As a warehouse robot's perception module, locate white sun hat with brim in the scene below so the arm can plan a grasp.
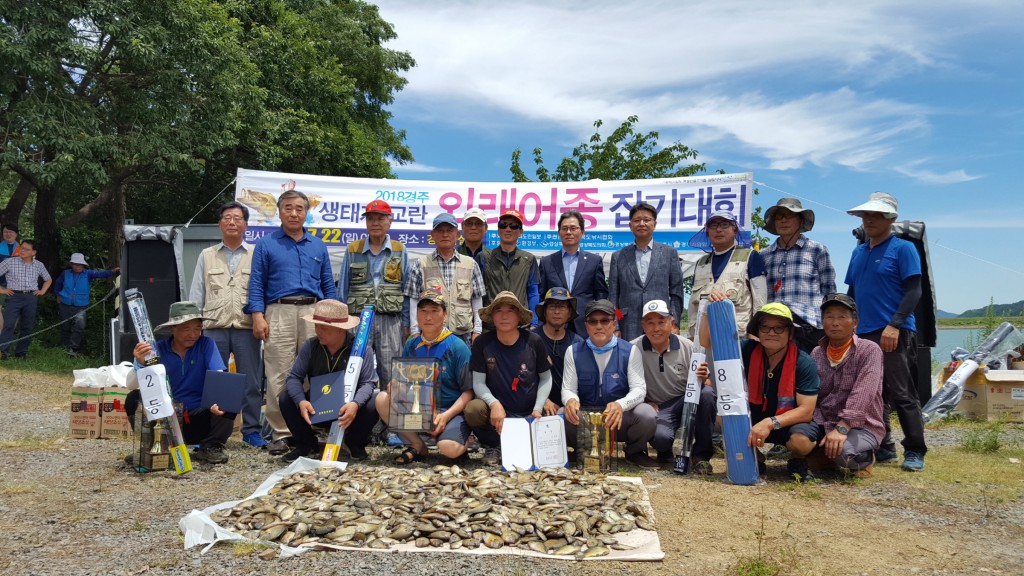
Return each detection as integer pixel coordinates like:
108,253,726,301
847,192,898,219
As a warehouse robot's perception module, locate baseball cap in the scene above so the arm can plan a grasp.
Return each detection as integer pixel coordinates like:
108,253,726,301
642,299,671,318
418,286,447,310
363,199,392,216
462,207,487,224
432,213,458,229
820,293,857,313
585,299,616,317
707,210,738,226
499,208,524,224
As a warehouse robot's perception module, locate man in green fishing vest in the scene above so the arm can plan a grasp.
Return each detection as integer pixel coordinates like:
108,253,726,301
338,199,409,386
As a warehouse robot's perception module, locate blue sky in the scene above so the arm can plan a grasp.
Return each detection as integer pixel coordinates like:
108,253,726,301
373,0,1024,314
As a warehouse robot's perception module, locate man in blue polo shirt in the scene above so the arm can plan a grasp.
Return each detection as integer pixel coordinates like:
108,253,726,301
845,192,926,472
124,301,232,464
247,189,337,455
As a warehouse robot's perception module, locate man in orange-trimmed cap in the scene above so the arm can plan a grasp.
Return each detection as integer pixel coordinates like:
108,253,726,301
338,199,409,387
482,208,540,327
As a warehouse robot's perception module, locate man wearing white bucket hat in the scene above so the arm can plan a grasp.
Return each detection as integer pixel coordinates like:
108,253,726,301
761,198,836,353
54,252,119,355
845,192,926,472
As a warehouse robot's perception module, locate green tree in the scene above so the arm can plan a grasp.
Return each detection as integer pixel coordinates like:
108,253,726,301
1,0,414,271
510,116,705,182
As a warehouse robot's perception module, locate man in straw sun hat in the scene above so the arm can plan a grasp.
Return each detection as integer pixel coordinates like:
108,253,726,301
761,198,836,354
124,301,233,465
277,299,378,463
844,191,926,472
465,291,552,465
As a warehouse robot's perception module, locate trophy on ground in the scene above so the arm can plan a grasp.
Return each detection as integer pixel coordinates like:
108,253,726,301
577,409,617,473
388,357,439,433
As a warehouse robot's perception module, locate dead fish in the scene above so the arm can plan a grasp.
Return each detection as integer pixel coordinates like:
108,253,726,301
582,545,610,558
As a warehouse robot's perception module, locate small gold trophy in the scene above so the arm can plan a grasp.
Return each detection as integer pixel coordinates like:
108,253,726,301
149,419,166,454
584,412,603,472
404,378,423,430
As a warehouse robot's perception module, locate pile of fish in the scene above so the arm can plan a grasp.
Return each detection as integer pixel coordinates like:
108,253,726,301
210,464,654,558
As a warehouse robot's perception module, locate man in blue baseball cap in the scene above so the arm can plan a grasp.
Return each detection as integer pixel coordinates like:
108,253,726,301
405,212,486,345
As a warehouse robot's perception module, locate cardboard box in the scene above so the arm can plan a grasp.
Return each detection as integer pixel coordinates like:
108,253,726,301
951,369,1024,422
70,386,102,439
100,387,132,439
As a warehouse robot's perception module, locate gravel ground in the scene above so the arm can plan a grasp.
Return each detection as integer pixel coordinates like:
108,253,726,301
1,368,1023,576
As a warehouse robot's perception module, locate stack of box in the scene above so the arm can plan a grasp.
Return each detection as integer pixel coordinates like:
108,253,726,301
948,367,1024,422
70,386,102,439
70,363,136,439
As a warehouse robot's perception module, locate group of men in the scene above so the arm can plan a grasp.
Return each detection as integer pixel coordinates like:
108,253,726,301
123,187,926,477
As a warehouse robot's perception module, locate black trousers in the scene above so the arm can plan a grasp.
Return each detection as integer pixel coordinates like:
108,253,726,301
279,390,379,453
860,328,927,455
124,390,233,448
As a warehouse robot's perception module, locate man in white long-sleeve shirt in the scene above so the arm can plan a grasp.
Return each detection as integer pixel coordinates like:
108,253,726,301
562,299,657,468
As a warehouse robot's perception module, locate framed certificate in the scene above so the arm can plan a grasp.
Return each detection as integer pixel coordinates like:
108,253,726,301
388,357,439,432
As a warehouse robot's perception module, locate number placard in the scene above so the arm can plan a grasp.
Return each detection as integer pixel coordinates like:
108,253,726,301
683,352,706,405
714,358,749,416
136,365,175,421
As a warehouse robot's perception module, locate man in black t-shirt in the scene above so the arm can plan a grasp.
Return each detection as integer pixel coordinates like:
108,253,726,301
532,287,582,416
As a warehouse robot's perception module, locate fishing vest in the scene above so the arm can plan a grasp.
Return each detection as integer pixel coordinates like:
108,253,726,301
572,339,633,408
484,248,534,305
347,239,404,315
57,270,91,306
421,253,475,334
201,246,253,330
689,247,754,338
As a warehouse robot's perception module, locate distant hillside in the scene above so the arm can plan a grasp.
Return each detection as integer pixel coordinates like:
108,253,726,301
959,300,1024,318
936,309,958,319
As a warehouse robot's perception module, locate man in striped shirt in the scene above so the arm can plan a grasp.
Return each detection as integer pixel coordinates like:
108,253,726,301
0,240,52,360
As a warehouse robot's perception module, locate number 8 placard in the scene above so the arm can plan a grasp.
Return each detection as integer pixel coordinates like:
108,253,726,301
714,358,749,416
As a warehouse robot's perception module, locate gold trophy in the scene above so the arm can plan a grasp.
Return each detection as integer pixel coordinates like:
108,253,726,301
149,419,166,454
584,412,603,472
404,377,423,430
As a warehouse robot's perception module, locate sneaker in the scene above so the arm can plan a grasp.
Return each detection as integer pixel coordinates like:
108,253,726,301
901,451,925,472
786,458,815,482
281,447,311,463
692,459,713,475
625,452,660,469
194,445,229,465
385,432,403,447
875,447,898,463
266,439,290,455
242,432,268,449
482,447,501,467
348,445,368,461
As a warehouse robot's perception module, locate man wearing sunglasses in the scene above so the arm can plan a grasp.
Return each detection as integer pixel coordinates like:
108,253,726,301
562,299,657,468
482,209,540,327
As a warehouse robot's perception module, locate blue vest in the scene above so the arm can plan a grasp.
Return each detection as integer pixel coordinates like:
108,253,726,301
572,339,633,408
58,270,91,306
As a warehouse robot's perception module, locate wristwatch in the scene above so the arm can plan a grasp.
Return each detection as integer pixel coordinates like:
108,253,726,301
835,424,850,435
770,416,781,430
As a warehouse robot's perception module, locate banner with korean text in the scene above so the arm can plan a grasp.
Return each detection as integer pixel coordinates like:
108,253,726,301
235,168,753,253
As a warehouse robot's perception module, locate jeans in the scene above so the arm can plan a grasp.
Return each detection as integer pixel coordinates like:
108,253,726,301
0,293,38,357
59,303,88,351
206,328,264,436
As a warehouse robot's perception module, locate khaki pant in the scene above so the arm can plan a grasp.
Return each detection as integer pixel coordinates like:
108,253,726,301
263,303,315,441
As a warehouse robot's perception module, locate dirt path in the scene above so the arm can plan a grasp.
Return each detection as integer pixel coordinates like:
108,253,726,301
1,368,1021,576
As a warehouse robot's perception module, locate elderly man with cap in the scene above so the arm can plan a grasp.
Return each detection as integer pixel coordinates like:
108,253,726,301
405,213,485,345
539,210,608,335
124,301,232,464
0,239,52,361
608,202,685,341
248,189,337,455
761,198,836,354
465,291,552,464
845,192,926,472
688,210,767,339
278,299,378,462
632,299,716,472
338,199,410,387
376,287,474,464
53,252,119,355
483,209,541,326
532,287,583,417
802,293,885,478
700,296,820,480
458,207,490,279
563,299,657,468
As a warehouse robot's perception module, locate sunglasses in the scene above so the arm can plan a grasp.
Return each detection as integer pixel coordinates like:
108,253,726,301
497,221,522,230
586,317,615,326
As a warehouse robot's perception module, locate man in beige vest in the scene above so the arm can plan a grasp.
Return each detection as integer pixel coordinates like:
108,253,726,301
189,201,267,449
405,213,485,345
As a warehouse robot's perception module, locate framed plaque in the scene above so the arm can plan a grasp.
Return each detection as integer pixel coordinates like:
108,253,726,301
388,357,439,432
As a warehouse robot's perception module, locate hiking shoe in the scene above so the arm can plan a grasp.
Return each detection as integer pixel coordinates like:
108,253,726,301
874,447,898,463
853,463,874,479
242,432,268,449
266,439,290,455
901,451,925,472
656,450,675,464
482,447,501,467
692,459,713,475
786,458,814,482
194,445,228,465
281,447,311,463
765,444,790,460
347,445,368,461
625,452,660,469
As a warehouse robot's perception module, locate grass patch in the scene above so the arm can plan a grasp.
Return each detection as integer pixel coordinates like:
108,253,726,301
1,343,109,375
774,479,823,500
0,435,66,450
0,482,36,495
961,424,1002,453
231,541,271,556
874,445,1024,506
729,507,796,576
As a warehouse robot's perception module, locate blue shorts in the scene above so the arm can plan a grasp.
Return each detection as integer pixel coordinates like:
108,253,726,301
766,421,820,445
436,414,470,446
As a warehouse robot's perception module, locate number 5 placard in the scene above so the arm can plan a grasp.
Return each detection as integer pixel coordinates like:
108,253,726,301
137,364,175,421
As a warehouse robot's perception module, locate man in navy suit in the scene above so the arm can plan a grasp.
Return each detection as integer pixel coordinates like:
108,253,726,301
538,210,608,335
608,202,685,341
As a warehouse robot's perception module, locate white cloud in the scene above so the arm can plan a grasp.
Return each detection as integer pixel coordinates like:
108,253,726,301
389,160,453,174
893,163,981,185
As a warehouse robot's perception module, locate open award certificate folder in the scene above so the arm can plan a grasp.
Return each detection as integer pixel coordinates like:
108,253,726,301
499,415,569,471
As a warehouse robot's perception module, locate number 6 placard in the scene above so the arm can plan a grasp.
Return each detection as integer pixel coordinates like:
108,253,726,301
137,364,175,421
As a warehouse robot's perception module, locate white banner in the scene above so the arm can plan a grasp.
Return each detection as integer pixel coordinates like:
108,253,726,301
235,168,753,253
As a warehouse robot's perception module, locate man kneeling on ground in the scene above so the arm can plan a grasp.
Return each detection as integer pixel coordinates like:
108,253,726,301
278,299,378,462
376,287,474,464
125,301,232,465
805,293,884,478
